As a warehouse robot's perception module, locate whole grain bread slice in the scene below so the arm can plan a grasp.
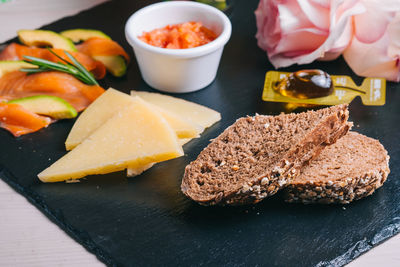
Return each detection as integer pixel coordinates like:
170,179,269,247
181,104,351,206
284,131,390,204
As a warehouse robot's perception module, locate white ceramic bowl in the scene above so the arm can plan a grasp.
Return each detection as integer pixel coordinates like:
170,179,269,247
125,1,232,93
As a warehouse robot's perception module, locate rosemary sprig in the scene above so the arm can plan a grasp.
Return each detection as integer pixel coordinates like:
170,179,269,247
20,49,99,86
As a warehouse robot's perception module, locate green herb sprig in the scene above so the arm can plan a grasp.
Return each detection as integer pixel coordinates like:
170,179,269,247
20,49,99,86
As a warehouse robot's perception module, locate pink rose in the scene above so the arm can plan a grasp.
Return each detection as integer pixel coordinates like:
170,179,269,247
255,0,365,68
343,1,400,81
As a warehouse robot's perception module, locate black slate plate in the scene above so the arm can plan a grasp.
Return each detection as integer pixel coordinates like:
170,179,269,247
1,0,400,266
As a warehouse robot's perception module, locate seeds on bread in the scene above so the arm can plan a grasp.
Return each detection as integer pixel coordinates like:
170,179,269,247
181,104,351,206
284,131,390,204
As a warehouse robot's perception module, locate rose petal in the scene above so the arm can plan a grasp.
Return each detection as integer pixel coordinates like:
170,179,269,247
354,9,394,43
324,15,354,55
277,1,315,34
344,29,400,81
256,0,322,56
360,58,400,82
297,0,330,29
353,0,400,43
339,0,362,11
320,19,353,61
255,0,365,69
255,0,280,52
271,1,365,68
309,0,330,8
387,12,400,58
272,28,327,57
342,2,400,81
360,0,400,13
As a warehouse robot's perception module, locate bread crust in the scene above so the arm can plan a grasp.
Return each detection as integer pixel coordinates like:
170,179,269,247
284,132,390,204
284,169,389,204
181,105,351,206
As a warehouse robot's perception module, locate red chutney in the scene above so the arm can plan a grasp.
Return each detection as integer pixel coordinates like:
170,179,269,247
139,21,217,49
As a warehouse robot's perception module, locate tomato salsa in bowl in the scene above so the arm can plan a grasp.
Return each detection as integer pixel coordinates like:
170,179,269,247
125,1,232,93
138,21,218,49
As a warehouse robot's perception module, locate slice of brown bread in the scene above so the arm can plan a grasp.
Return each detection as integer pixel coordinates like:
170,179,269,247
284,131,390,204
181,104,351,206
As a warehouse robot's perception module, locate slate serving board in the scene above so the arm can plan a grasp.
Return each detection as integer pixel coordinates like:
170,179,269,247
1,0,399,266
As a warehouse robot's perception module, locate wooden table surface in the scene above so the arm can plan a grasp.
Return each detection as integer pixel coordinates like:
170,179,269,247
0,1,399,266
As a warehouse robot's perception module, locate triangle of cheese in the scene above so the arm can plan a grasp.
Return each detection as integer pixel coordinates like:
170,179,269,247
65,88,202,150
126,91,221,177
38,97,183,182
126,138,191,177
130,90,221,129
65,88,133,150
151,105,203,139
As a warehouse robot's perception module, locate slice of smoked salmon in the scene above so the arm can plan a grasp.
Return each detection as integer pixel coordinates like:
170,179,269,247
77,37,130,63
0,102,51,137
0,43,106,79
0,71,105,112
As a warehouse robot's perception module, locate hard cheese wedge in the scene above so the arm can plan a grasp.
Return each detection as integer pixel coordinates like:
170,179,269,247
65,88,133,150
65,88,201,150
127,91,221,177
38,97,183,182
126,138,191,177
153,105,203,139
131,90,221,129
